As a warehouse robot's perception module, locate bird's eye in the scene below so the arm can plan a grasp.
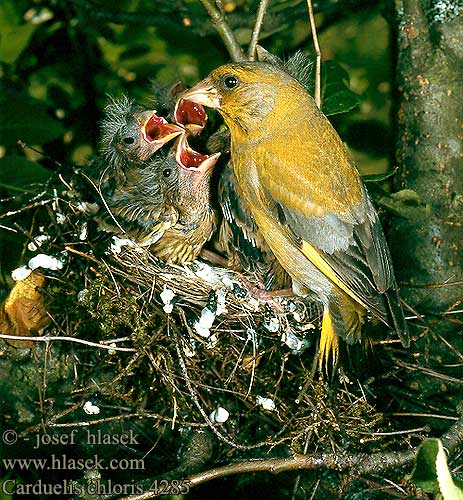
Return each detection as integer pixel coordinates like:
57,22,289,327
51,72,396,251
163,168,172,178
222,75,239,90
122,136,135,145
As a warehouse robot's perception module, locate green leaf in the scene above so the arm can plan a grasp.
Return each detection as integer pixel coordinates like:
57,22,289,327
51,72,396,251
410,438,463,499
321,61,360,116
436,440,463,500
0,0,37,64
0,156,51,191
0,86,65,146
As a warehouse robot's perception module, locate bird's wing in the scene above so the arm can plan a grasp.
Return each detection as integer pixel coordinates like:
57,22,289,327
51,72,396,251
219,164,291,289
219,164,270,270
256,144,398,324
97,176,179,245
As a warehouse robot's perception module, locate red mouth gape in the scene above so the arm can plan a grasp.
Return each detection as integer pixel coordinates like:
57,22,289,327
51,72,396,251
179,143,208,168
175,134,220,174
144,114,181,143
175,99,207,134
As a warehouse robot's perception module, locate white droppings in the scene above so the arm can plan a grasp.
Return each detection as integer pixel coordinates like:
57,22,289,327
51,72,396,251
264,317,280,333
221,276,235,289
282,330,310,354
194,307,216,338
160,286,176,314
248,297,260,311
28,253,65,271
206,334,219,349
183,339,196,358
256,396,276,412
75,201,99,214
292,310,303,322
27,234,50,251
11,266,33,281
216,288,228,315
79,223,88,241
83,401,100,415
246,328,259,348
192,261,221,285
209,407,229,423
55,213,66,224
110,236,138,254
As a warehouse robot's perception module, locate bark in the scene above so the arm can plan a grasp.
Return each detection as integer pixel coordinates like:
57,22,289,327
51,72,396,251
391,0,463,318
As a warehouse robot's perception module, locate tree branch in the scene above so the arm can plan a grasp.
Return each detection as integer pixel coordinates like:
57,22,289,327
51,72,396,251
248,0,269,61
306,0,321,108
400,0,432,61
198,0,245,61
117,416,463,499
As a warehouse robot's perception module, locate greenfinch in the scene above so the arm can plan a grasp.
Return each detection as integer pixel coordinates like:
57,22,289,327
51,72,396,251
176,62,409,366
93,97,219,263
203,52,311,290
99,95,183,169
218,162,290,290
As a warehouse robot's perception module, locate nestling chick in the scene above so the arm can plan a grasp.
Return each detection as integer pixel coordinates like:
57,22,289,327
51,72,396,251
99,95,183,174
94,97,218,263
177,62,409,366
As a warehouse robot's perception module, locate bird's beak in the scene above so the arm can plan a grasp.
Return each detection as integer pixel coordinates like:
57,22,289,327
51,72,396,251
175,78,221,113
142,112,184,149
175,134,220,176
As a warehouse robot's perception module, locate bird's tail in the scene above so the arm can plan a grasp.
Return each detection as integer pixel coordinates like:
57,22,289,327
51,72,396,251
318,292,366,372
385,289,410,348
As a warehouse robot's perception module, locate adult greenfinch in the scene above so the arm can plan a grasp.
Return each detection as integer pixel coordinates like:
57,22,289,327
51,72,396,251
176,62,409,366
218,162,290,290
202,51,311,291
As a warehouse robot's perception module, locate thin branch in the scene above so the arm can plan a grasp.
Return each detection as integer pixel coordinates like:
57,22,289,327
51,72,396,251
117,416,463,499
46,412,207,429
248,0,269,61
187,416,463,487
199,0,245,62
306,0,321,108
0,333,136,352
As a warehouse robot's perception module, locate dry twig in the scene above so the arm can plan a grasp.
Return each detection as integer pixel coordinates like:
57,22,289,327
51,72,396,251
198,0,245,61
306,0,321,108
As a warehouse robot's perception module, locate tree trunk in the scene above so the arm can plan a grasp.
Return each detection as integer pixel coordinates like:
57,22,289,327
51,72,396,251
391,0,463,321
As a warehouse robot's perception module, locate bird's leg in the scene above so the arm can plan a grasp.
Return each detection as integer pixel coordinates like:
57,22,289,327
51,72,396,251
238,275,293,313
199,248,229,267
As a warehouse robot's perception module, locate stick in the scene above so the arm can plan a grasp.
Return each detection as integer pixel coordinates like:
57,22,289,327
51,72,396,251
248,0,269,61
199,0,245,62
0,333,136,352
306,0,321,108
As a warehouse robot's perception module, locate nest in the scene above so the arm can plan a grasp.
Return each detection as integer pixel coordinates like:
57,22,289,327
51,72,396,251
2,169,462,498
1,171,393,442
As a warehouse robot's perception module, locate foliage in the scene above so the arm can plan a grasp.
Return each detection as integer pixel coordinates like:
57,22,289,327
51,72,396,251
410,439,463,499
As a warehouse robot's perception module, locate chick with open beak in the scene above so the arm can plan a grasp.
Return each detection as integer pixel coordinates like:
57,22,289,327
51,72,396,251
100,95,183,172
92,95,219,263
